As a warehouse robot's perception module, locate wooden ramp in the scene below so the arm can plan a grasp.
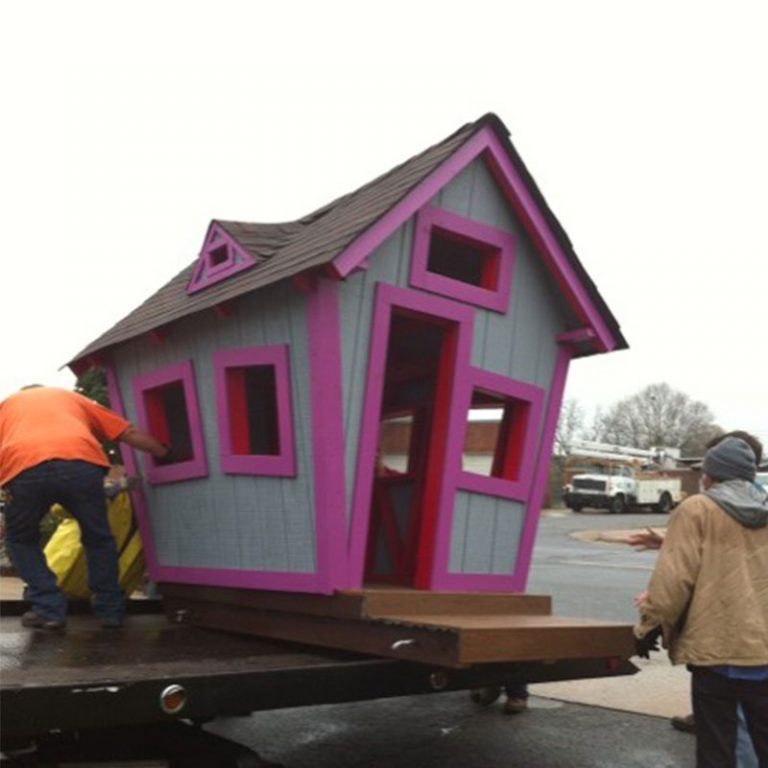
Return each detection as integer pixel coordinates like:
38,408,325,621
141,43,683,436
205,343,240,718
161,585,635,669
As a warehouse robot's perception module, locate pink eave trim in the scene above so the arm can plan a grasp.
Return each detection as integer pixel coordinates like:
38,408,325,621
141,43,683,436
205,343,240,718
132,360,209,484
213,345,297,477
306,276,349,592
409,206,515,313
332,125,617,352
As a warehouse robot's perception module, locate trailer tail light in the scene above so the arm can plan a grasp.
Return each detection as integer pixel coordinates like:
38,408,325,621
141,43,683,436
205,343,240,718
160,684,188,714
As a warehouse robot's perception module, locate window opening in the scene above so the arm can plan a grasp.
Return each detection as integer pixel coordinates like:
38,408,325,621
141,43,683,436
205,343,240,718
213,345,296,477
227,364,280,456
208,244,229,268
462,389,530,481
427,228,500,290
144,381,193,464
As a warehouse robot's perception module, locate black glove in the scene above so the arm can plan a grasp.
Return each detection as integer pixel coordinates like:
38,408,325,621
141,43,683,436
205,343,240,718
634,625,662,659
155,445,177,465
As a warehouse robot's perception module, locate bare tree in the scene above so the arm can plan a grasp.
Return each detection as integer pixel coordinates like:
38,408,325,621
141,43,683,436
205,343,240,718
594,382,717,450
555,398,585,455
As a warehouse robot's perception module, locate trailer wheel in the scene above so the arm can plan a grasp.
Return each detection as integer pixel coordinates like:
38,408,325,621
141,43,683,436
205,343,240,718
655,492,673,514
569,504,583,513
610,494,626,514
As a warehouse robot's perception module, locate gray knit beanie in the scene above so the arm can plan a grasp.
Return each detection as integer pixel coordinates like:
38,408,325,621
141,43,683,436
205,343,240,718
702,437,757,482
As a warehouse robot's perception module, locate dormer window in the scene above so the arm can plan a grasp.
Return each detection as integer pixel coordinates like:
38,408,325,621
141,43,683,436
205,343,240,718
186,223,256,295
410,207,515,313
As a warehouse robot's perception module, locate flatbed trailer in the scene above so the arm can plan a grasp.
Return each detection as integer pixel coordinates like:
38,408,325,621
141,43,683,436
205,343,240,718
1,597,637,766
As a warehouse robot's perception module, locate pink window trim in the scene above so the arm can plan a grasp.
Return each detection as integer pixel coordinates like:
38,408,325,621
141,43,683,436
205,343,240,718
213,345,297,477
186,223,256,295
409,206,515,313
133,360,209,484
456,368,545,502
347,283,476,590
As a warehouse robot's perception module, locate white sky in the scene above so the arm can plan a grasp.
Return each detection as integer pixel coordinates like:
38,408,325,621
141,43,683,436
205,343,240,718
1,1,766,444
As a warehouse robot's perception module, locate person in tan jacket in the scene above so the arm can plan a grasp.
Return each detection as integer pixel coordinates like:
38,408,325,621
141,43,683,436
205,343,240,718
634,434,768,768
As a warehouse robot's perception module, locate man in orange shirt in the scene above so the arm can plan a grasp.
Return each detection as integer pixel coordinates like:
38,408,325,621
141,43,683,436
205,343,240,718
0,385,169,629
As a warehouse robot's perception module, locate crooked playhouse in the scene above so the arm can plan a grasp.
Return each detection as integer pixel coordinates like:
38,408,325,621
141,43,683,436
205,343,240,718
71,114,626,611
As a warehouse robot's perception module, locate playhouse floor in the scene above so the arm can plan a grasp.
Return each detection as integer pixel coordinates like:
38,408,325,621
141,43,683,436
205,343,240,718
160,585,635,668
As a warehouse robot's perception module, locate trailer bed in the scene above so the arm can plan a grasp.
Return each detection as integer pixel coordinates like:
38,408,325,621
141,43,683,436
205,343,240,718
1,597,636,745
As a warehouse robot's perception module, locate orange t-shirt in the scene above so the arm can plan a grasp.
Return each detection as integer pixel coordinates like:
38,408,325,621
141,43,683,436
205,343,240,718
0,387,131,485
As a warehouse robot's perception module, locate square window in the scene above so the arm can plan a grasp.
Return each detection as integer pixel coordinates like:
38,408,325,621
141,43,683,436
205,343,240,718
462,389,529,481
133,361,208,484
214,346,296,476
457,370,544,501
410,207,515,312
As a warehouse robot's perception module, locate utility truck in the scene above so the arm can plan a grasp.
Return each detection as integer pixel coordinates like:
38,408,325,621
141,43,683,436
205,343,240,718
562,440,689,514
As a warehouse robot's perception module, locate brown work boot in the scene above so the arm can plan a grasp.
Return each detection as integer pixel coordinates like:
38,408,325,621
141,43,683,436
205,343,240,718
671,714,695,733
503,697,529,715
21,611,66,630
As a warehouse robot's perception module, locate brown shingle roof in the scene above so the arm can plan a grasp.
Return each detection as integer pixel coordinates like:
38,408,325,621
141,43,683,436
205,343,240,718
70,114,626,365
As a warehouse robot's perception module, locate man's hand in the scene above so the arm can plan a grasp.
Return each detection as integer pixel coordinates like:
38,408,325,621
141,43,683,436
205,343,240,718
622,528,665,550
634,626,662,659
155,445,176,465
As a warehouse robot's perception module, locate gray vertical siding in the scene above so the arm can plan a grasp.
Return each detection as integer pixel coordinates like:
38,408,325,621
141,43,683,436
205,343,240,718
114,281,316,573
448,491,525,574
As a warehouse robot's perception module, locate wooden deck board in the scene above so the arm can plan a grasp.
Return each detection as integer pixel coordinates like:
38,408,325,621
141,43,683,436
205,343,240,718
160,584,634,668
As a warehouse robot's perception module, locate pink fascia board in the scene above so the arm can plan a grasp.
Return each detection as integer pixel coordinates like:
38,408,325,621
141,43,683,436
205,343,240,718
347,282,475,590
306,276,349,592
213,345,297,477
409,206,515,313
332,125,617,353
455,367,545,502
104,358,163,581
132,360,209,484
186,222,257,295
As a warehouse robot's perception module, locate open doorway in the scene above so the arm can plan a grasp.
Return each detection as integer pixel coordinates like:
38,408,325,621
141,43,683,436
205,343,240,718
364,308,457,587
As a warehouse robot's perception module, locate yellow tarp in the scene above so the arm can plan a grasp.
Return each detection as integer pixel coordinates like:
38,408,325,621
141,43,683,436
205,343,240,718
44,491,145,599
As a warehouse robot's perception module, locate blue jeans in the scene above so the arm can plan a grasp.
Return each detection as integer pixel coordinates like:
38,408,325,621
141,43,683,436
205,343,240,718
4,460,124,623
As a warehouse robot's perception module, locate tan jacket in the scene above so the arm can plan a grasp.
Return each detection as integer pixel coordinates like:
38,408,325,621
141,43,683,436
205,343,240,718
635,493,768,666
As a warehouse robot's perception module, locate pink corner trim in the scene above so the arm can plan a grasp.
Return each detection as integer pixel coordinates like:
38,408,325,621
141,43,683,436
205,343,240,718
213,345,297,477
332,125,617,352
306,276,348,592
132,360,209,484
515,343,573,591
103,358,163,581
347,283,475,590
409,206,515,313
186,222,257,295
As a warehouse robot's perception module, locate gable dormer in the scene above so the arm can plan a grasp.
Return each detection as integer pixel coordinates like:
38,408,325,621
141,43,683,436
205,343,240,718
186,222,257,295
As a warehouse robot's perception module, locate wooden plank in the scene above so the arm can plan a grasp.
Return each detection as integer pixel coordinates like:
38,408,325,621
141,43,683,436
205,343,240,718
161,583,552,620
357,590,551,618
163,596,462,667
162,585,634,669
458,618,635,664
